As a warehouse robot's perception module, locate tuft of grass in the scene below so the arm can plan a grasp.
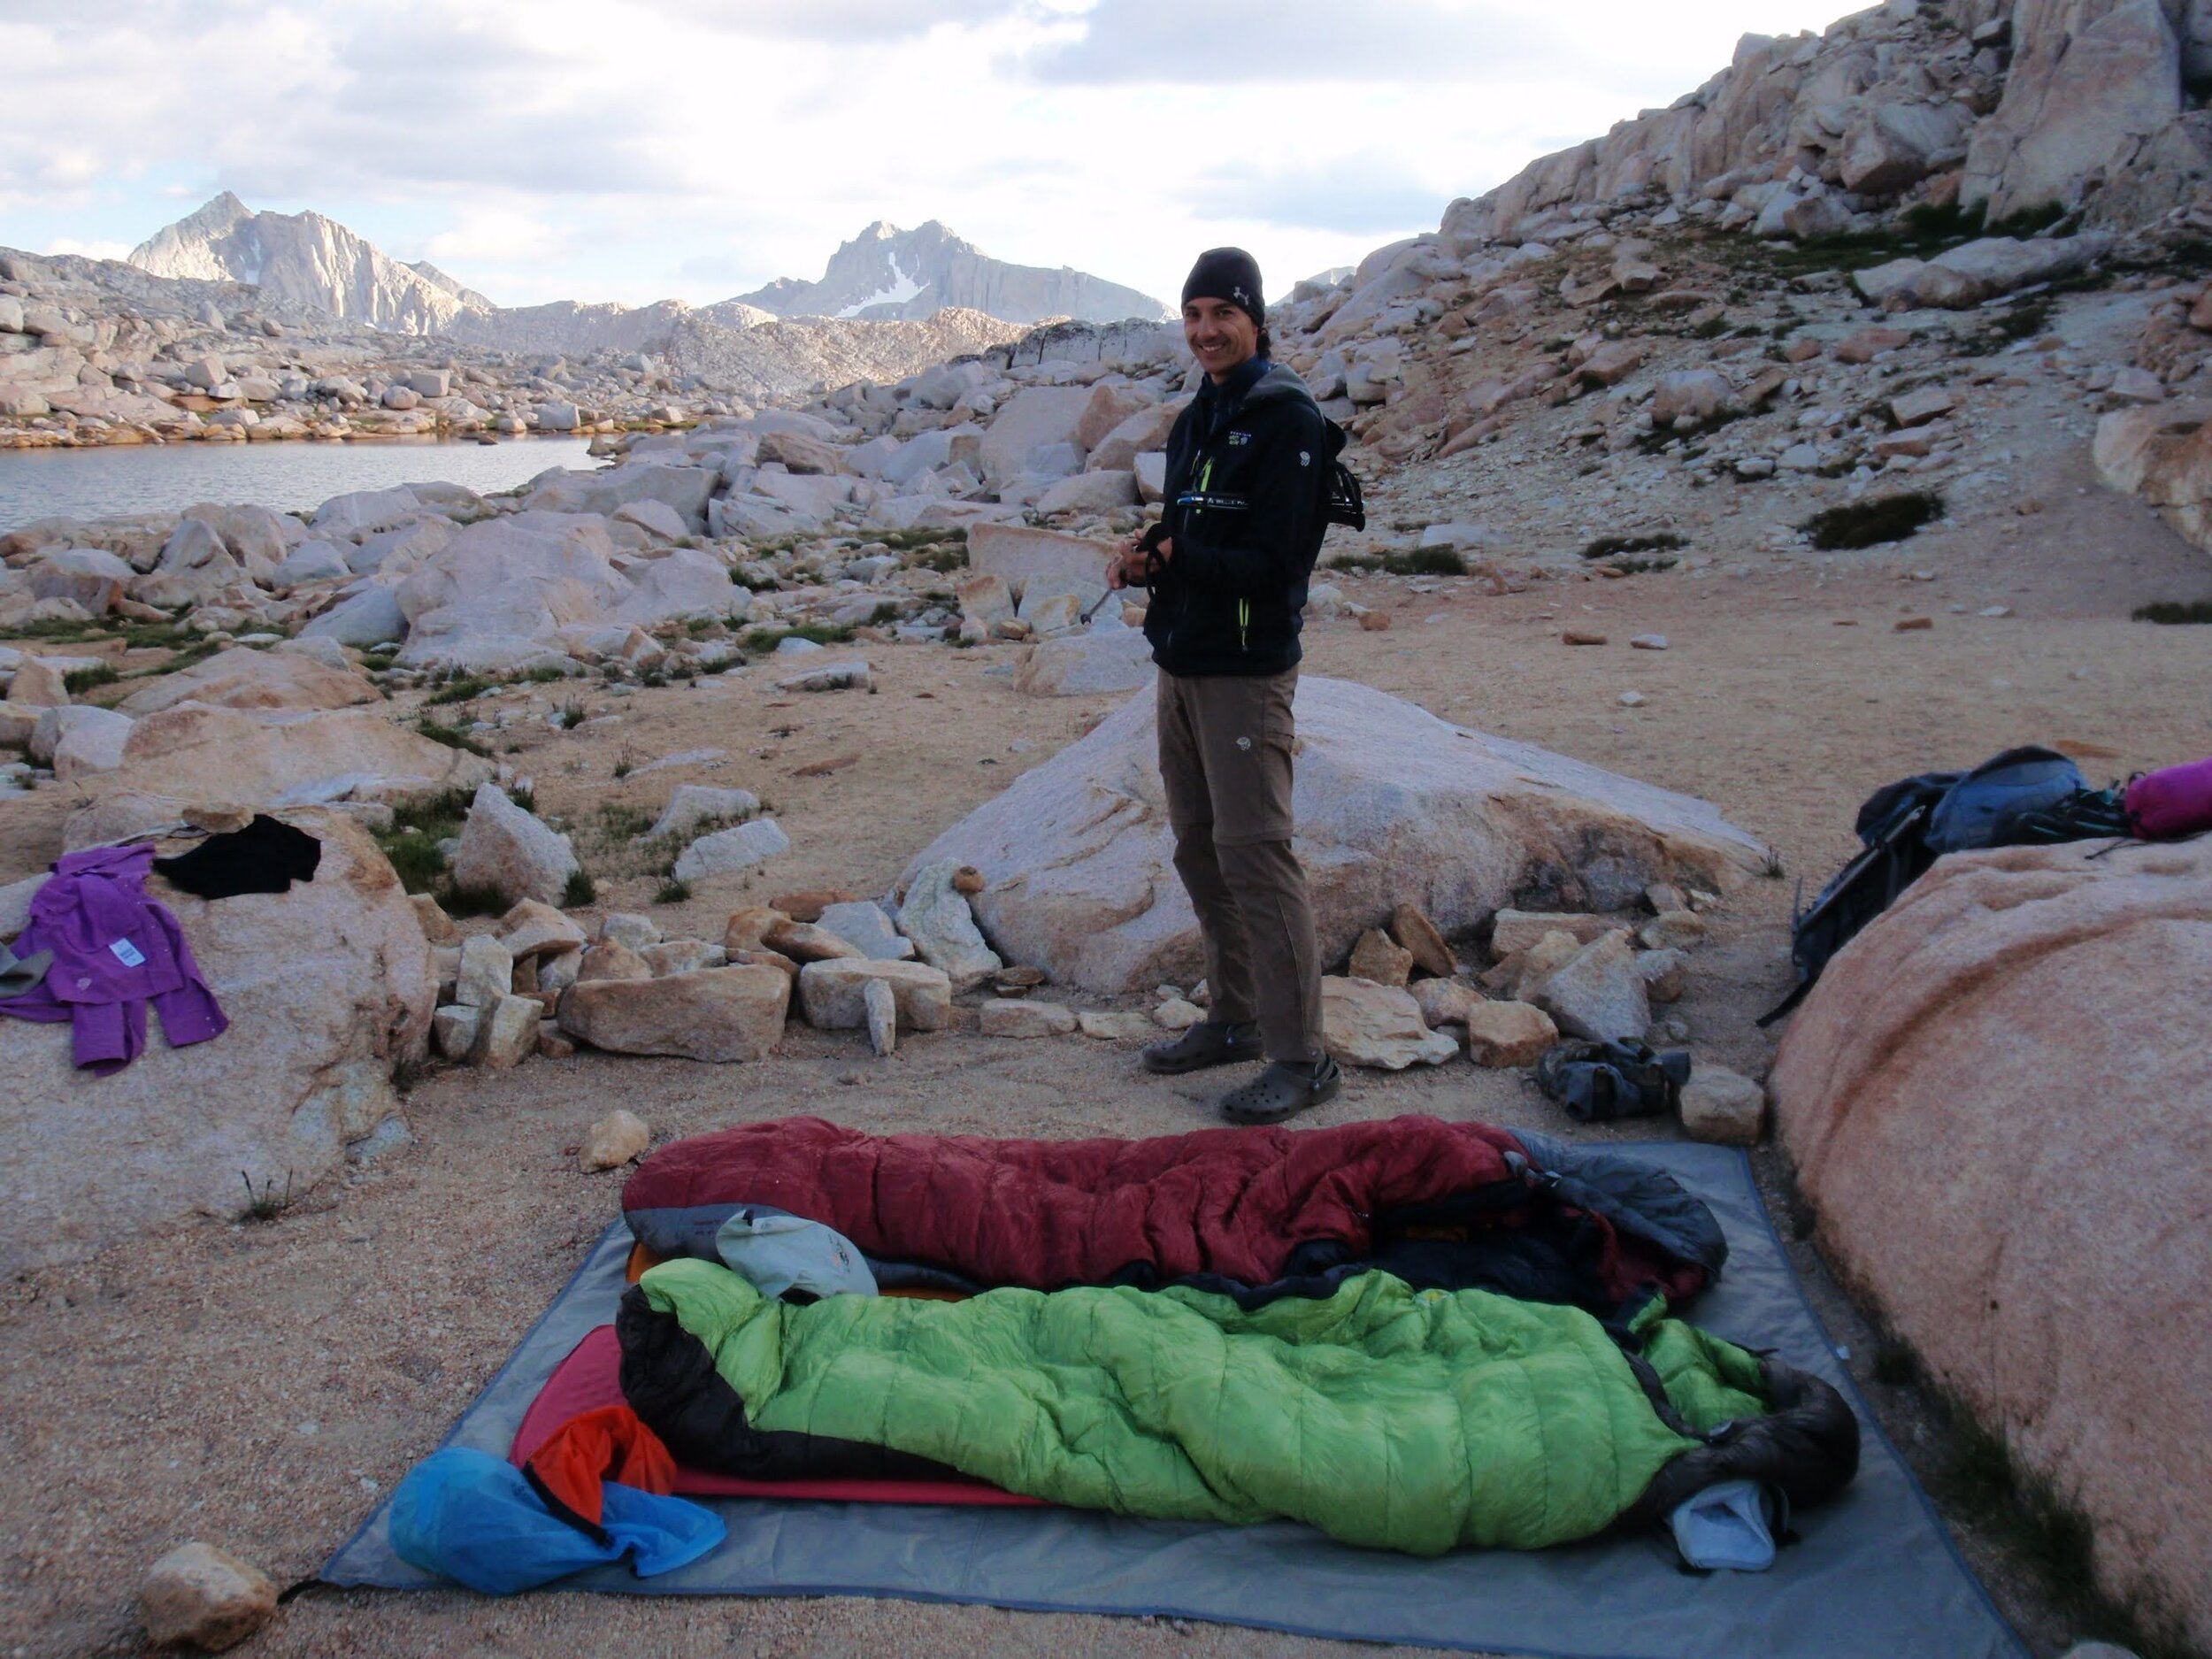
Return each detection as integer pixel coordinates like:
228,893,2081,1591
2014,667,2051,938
239,1170,296,1222
2133,599,2212,624
1799,491,1944,551
1584,532,1687,560
522,664,570,683
654,878,692,905
552,696,588,729
0,618,104,643
380,833,449,895
741,622,855,651
595,802,653,841
424,675,490,706
444,884,506,918
1994,297,2055,342
1983,201,2068,240
562,868,597,907
389,786,475,837
1759,849,1786,879
878,526,955,549
373,786,477,895
1388,547,1469,577
611,756,634,780
63,664,120,695
414,715,490,757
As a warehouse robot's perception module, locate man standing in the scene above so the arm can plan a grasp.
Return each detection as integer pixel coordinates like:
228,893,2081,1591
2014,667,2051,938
1107,248,1340,1124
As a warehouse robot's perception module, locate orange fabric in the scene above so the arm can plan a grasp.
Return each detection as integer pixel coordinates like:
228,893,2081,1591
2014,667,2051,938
624,1241,661,1284
524,1404,677,1526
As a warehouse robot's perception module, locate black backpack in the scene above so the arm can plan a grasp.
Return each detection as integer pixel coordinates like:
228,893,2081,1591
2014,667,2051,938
1318,418,1364,531
1758,746,2105,1025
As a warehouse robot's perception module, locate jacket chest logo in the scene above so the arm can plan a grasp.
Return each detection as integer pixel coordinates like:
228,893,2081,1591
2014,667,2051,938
1225,430,1251,447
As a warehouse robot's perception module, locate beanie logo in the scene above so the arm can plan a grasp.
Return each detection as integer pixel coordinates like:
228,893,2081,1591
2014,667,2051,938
1233,286,1252,306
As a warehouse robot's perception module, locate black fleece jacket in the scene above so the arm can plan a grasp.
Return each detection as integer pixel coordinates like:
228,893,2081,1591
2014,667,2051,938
1139,358,1328,678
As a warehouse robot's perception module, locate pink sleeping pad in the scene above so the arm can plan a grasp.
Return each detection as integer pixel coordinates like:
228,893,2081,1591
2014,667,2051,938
509,1325,1045,1509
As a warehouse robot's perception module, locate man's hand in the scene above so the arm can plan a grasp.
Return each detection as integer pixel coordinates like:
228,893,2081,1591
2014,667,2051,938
1105,536,1174,591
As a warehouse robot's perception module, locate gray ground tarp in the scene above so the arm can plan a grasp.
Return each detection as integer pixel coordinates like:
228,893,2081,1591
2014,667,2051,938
323,1142,2024,1659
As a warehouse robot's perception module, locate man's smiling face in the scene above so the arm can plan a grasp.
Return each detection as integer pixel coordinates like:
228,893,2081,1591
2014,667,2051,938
1183,296,1259,383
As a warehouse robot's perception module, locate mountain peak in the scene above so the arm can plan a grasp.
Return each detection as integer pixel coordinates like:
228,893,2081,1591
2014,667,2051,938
182,191,253,230
129,196,495,333
730,219,1165,326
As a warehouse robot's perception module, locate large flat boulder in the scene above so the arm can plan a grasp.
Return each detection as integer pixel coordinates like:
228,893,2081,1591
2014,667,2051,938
391,511,738,670
394,511,629,673
64,703,493,847
0,810,434,1273
965,523,1112,604
902,676,1763,994
1770,837,2212,1651
522,461,716,532
117,645,378,716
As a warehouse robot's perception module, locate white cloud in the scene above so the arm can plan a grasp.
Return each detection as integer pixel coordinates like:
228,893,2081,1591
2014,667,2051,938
44,237,132,261
0,0,1867,311
421,210,574,269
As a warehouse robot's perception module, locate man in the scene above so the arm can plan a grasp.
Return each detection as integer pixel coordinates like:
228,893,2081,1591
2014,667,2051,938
1106,247,1340,1124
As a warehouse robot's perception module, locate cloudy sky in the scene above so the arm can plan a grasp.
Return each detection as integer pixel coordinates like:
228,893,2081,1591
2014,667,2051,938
0,0,1854,313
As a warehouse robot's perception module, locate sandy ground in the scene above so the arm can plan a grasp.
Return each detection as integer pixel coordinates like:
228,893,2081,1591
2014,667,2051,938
3,322,2209,1659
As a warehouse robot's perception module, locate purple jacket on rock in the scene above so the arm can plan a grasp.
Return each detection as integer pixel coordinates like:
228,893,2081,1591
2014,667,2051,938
0,844,227,1074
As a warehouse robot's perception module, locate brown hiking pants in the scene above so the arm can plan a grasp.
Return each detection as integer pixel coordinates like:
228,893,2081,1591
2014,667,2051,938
1156,667,1323,1064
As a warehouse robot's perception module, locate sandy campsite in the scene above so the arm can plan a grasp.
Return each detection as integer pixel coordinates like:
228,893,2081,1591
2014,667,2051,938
4,0,2212,1655
4,379,2208,1655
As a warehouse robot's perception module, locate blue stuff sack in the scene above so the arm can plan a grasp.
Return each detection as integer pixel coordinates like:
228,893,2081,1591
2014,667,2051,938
390,1447,725,1595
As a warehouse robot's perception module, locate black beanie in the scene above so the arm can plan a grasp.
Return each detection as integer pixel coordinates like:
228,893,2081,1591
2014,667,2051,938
1181,247,1264,327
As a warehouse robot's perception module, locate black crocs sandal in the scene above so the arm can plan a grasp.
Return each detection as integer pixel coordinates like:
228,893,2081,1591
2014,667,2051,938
1219,1057,1342,1125
1142,1020,1263,1075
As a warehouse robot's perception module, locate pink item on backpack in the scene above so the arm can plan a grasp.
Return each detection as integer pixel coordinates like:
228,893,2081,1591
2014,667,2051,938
2125,755,2212,838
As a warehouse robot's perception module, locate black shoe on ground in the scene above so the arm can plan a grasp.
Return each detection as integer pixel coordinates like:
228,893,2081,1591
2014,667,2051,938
1218,1057,1342,1125
1141,1019,1263,1075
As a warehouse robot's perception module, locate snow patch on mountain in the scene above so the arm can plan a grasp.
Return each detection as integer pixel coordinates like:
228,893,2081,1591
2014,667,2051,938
835,257,925,319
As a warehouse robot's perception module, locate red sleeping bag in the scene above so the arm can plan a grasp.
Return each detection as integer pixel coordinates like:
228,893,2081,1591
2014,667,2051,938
622,1115,1711,1310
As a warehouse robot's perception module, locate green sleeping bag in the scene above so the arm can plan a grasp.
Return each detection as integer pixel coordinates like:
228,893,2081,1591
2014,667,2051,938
633,1259,1782,1553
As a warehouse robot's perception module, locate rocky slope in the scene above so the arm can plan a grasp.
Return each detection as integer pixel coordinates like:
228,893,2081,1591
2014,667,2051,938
130,193,491,334
733,220,1169,325
1442,0,2208,248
